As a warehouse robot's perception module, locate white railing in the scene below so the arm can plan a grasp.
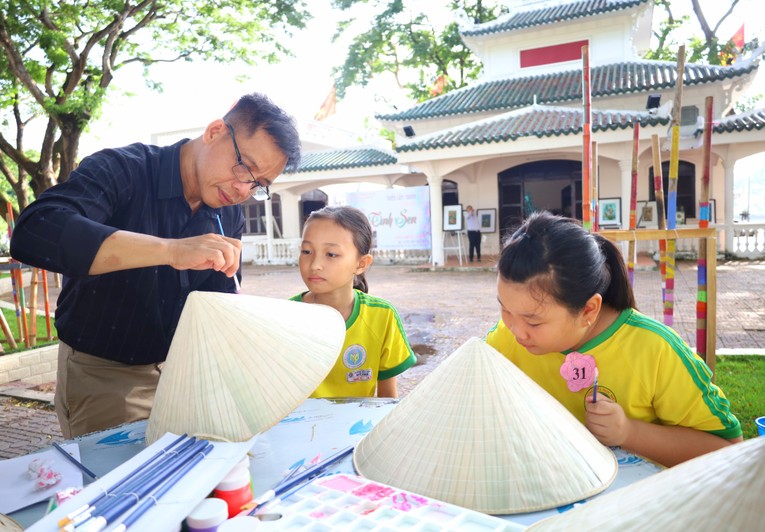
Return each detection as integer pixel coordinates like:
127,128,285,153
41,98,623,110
372,249,431,264
634,223,765,260
243,236,301,265
243,224,765,266
727,222,765,259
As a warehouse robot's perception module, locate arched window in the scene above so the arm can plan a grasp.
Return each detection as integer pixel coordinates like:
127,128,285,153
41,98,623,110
442,180,458,206
300,189,329,230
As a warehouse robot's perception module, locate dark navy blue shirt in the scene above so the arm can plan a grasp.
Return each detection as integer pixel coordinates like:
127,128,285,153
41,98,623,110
10,140,244,365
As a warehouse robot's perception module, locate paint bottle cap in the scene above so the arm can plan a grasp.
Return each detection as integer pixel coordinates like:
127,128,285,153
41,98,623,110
217,515,261,531
215,465,251,492
186,497,228,530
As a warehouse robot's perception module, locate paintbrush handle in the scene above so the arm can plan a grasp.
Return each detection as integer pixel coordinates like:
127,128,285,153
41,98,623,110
249,446,354,513
52,442,98,480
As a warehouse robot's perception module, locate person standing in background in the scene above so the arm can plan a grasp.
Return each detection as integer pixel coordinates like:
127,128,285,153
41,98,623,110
465,205,481,262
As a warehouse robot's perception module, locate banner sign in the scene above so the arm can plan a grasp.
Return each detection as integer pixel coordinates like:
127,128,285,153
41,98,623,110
346,186,431,250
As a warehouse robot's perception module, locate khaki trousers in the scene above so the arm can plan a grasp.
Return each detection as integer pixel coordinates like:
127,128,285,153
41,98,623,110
55,342,162,438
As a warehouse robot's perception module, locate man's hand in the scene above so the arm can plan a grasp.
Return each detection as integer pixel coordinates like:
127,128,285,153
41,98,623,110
89,230,241,276
168,234,241,277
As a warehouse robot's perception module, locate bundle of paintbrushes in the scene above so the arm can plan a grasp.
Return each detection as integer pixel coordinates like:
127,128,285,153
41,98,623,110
57,435,212,532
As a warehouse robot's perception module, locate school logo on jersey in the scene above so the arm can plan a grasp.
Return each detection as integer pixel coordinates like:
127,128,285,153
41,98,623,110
342,345,367,369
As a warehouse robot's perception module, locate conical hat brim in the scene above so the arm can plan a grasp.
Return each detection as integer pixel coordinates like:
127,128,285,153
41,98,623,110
147,291,345,443
529,436,765,530
353,337,617,514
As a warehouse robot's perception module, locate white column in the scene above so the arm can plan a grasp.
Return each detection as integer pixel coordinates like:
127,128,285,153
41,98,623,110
723,157,736,254
279,190,301,239
427,174,445,267
264,198,274,262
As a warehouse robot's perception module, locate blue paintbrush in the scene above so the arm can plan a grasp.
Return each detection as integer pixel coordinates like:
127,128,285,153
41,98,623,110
247,445,354,515
216,214,241,291
110,442,215,532
73,440,212,531
52,442,98,480
59,434,191,528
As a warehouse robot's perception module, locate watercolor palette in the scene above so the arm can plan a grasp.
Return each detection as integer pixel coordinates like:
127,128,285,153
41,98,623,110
256,474,524,531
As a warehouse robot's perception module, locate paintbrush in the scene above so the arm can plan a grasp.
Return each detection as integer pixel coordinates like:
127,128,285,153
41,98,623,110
52,442,98,481
247,446,354,515
216,214,241,291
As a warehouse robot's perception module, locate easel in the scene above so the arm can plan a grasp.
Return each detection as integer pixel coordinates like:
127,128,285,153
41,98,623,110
443,231,465,266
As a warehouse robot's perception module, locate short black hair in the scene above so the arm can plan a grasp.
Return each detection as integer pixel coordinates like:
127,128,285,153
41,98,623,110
224,93,301,172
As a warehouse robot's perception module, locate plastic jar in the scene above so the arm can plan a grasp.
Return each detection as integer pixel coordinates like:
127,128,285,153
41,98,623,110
213,465,253,519
186,497,229,532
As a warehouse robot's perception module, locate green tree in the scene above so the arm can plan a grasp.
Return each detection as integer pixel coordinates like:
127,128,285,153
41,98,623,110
648,0,757,65
0,0,310,213
330,0,506,102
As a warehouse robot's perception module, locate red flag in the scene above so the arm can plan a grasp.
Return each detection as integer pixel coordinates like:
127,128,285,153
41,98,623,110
314,86,336,121
429,75,446,96
731,24,745,50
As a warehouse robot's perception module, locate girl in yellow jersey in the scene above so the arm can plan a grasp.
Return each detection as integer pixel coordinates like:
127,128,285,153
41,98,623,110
291,206,416,398
486,211,742,467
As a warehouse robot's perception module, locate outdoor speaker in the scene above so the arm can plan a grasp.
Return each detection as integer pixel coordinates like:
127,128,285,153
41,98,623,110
403,125,415,137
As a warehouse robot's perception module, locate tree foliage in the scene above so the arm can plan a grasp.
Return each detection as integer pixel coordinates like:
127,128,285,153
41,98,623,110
330,0,506,103
647,0,757,65
0,0,310,214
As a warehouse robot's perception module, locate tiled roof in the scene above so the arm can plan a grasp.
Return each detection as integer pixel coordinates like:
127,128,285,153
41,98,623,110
292,147,397,173
395,106,669,152
376,61,759,122
461,0,649,37
714,109,765,133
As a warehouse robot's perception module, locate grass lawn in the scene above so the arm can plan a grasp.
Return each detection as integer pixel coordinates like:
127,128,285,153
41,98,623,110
715,355,765,440
0,306,57,353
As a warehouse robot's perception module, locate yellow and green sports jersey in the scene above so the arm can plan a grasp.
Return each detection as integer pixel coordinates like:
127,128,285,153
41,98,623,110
485,308,742,439
291,290,416,398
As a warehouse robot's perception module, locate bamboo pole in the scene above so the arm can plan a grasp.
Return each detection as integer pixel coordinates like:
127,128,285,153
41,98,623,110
697,96,714,368
627,123,639,284
42,269,53,341
664,45,686,327
29,267,39,346
582,44,592,230
591,141,599,231
651,134,668,309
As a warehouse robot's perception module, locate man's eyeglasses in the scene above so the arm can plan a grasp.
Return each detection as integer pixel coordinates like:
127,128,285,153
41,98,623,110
225,122,270,201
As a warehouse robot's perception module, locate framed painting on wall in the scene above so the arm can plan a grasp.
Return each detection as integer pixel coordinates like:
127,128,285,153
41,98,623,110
598,198,622,227
477,208,496,233
443,204,463,231
637,201,658,228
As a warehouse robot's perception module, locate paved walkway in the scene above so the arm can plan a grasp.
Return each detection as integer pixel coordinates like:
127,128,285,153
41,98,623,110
1,257,764,459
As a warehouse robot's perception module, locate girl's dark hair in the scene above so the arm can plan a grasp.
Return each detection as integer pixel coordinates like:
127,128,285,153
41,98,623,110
497,211,636,313
224,92,301,173
304,206,373,293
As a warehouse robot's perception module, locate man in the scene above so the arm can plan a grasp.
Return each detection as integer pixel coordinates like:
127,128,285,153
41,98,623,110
10,93,300,438
465,205,481,262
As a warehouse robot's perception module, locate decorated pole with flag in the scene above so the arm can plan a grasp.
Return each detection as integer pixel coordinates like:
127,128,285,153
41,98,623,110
664,45,686,327
591,140,599,231
314,85,337,121
651,134,668,305
581,45,592,231
627,123,639,284
696,96,714,365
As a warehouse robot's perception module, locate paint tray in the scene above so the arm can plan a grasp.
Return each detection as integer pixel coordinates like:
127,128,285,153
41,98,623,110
256,473,525,531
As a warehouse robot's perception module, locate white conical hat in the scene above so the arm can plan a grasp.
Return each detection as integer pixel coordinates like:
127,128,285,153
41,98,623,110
353,337,617,514
528,436,765,531
146,291,345,443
